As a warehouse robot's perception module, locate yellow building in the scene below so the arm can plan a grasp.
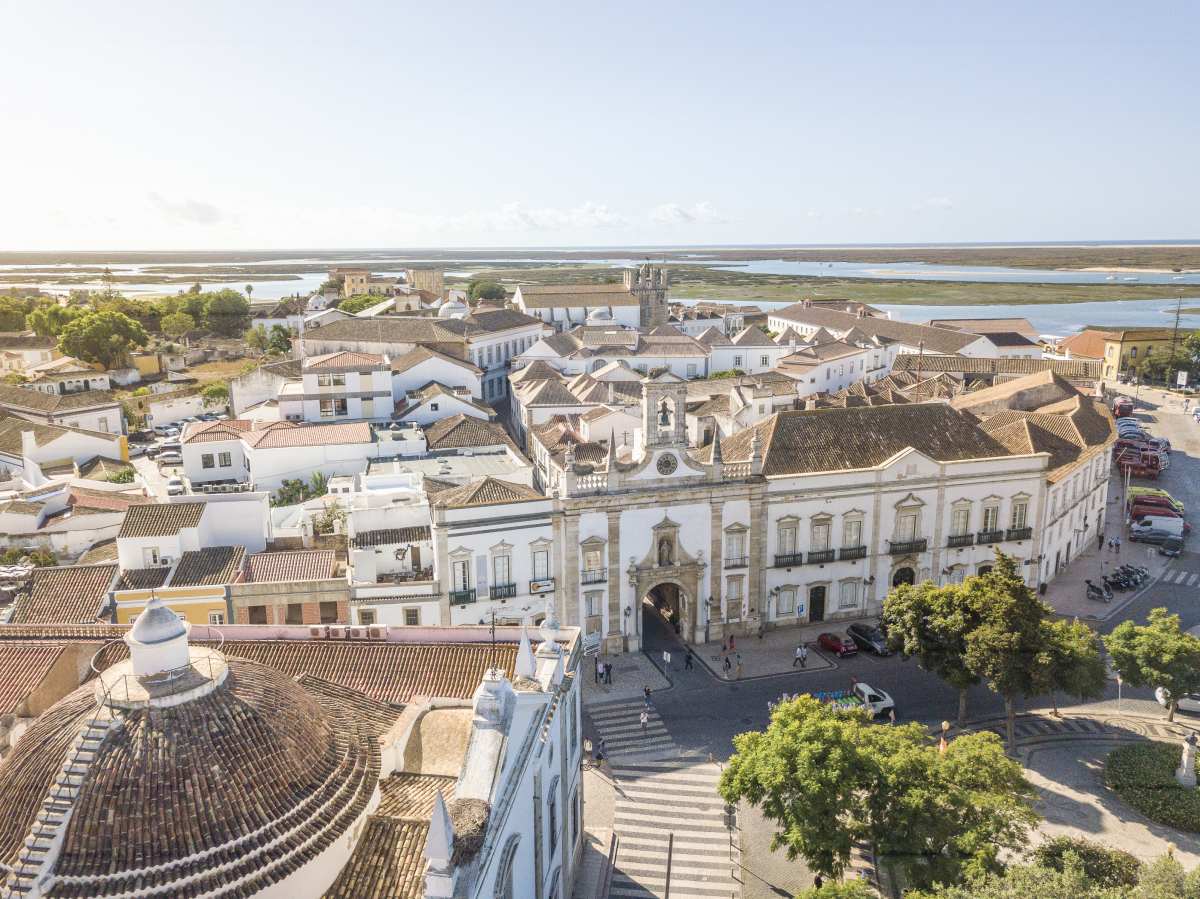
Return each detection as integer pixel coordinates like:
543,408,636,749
112,546,243,626
1059,327,1196,381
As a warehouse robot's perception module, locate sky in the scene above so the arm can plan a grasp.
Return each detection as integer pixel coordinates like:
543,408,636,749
2,0,1198,250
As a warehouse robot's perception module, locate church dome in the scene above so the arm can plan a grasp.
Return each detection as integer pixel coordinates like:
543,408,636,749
127,595,187,645
437,298,468,318
0,652,380,898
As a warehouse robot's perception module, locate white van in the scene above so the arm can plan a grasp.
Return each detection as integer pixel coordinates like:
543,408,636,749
1130,516,1185,543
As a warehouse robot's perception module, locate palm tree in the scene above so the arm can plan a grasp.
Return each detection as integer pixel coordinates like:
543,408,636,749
245,283,254,301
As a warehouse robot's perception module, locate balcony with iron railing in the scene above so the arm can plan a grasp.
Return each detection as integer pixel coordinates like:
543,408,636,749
839,545,868,561
1006,526,1033,542
887,538,927,555
449,588,477,605
977,529,1004,545
807,549,836,564
581,568,607,584
724,556,749,569
946,533,975,548
490,583,517,600
774,552,804,567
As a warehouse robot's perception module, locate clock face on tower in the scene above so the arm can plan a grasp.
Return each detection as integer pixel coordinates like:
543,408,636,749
656,453,678,476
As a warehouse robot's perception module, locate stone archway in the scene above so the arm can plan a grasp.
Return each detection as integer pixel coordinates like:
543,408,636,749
627,514,706,645
643,582,688,639
891,566,916,588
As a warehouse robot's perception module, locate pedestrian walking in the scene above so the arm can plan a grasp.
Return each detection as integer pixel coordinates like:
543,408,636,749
594,657,600,684
888,709,896,725
722,637,728,654
643,685,652,706
684,649,694,670
1108,538,1115,553
605,662,613,685
799,644,808,669
793,644,803,668
1115,536,1122,554
729,634,736,652
723,655,732,675
1098,530,1105,551
735,653,743,680
757,623,764,640
640,709,649,733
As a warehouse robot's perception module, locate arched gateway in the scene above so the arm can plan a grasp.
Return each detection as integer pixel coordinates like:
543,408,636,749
628,515,705,645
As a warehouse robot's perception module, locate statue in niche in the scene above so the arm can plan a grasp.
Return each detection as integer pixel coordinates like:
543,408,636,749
658,538,674,567
659,398,671,427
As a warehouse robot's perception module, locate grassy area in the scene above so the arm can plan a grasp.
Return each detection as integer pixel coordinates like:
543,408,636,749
447,264,1194,306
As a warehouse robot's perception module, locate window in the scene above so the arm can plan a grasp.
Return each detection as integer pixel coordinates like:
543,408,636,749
404,608,420,626
1130,347,1138,359
359,609,377,626
1011,501,1029,529
725,531,746,559
951,507,970,536
777,587,796,615
142,547,160,567
760,355,769,367
247,605,267,624
208,612,225,625
317,373,332,387
548,791,558,854
726,576,745,602
319,398,348,418
332,373,345,386
430,402,439,411
843,518,862,547
982,505,1000,532
202,453,215,469
839,581,858,610
493,554,512,586
487,346,494,365
584,591,602,618
218,452,232,467
452,559,471,590
319,601,339,624
777,521,798,554
811,521,831,552
734,355,743,368
532,549,550,580
571,787,580,843
583,548,603,572
896,512,917,541
286,603,304,625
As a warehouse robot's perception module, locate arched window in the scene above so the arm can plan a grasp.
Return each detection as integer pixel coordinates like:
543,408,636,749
547,776,560,855
493,834,521,899
892,567,915,587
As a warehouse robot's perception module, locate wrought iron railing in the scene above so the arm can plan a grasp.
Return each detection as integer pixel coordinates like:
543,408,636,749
490,583,517,599
977,529,1004,545
838,545,867,561
774,553,804,567
449,588,477,604
581,568,607,584
946,533,975,548
888,538,927,555
807,549,835,564
724,556,749,569
1006,526,1033,541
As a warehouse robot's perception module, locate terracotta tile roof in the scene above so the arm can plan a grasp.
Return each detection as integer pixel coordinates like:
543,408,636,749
0,383,118,413
77,456,135,480
0,499,42,516
519,378,586,407
979,396,1115,482
772,303,986,354
510,360,564,384
306,316,471,345
0,642,69,714
115,566,171,590
925,317,1039,338
350,526,431,548
700,405,1016,475
0,334,55,349
259,358,304,379
242,420,374,449
180,418,254,444
325,817,428,899
376,772,457,819
435,476,545,509
697,326,733,347
304,350,388,371
422,414,518,452
517,283,640,308
389,345,482,376
68,486,152,512
891,353,1102,380
77,538,118,564
461,308,544,333
8,563,117,624
170,545,246,587
981,331,1036,347
117,502,205,538
421,476,458,496
245,550,336,583
0,414,122,457
731,325,777,347
1054,330,1112,360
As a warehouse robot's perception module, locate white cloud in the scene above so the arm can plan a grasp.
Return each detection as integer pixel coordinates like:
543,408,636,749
649,201,727,225
149,192,224,225
913,196,954,211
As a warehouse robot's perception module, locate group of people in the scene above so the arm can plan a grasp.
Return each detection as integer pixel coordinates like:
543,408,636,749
593,659,614,685
720,636,745,679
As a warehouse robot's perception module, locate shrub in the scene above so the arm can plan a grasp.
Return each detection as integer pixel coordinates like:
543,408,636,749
1032,835,1141,888
1105,741,1200,831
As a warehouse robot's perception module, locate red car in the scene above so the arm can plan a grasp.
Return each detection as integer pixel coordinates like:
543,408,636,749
1130,503,1184,522
818,632,858,657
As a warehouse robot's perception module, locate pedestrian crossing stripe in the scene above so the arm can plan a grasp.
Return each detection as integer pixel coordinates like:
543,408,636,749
588,700,676,757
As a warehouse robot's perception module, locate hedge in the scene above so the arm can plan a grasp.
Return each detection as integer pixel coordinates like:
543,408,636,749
1104,741,1200,831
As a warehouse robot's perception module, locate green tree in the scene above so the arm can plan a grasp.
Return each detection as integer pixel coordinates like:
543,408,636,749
27,302,84,337
797,882,876,899
245,324,270,353
1041,618,1107,716
717,695,1037,888
1105,607,1200,721
201,382,230,408
160,311,195,339
0,295,28,331
57,310,148,369
203,289,251,336
310,471,328,495
1032,836,1141,889
267,324,292,355
245,283,254,302
467,279,507,301
2,372,28,386
338,294,385,314
962,553,1054,751
883,580,982,726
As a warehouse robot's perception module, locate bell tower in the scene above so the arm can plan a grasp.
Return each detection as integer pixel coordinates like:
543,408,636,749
626,263,670,329
640,371,688,450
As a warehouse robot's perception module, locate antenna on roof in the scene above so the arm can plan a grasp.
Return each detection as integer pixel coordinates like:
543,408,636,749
488,608,497,672
916,340,924,383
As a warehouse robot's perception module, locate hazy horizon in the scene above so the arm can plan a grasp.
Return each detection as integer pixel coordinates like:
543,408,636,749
5,1,1197,250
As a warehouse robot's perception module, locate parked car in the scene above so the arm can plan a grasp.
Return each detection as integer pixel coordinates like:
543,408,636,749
1127,487,1183,511
1129,502,1185,522
1156,687,1200,714
823,682,895,717
158,451,183,466
165,476,186,496
817,632,858,657
1160,536,1185,557
198,412,218,421
152,424,180,437
846,622,890,656
127,443,148,458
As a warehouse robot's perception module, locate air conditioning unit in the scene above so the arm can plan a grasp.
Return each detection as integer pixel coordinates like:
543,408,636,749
367,625,387,640
159,557,174,568
348,626,368,639
308,625,327,639
327,625,348,639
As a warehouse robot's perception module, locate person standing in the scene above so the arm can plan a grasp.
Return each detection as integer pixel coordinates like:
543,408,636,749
1098,530,1105,552
605,662,613,685
799,644,808,669
1115,536,1122,554
643,685,652,706
723,655,732,677
684,649,694,670
793,644,803,668
640,709,649,733
735,653,743,680
729,634,736,652
594,657,600,684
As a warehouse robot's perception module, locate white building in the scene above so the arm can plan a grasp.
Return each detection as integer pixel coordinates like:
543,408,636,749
512,265,669,332
390,346,484,400
0,383,124,435
278,351,394,423
115,494,270,571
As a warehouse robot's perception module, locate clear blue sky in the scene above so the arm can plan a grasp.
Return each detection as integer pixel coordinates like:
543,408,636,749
4,0,1197,249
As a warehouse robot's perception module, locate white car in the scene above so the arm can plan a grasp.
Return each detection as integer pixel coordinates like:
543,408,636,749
158,451,183,466
1155,687,1200,714
165,477,186,496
